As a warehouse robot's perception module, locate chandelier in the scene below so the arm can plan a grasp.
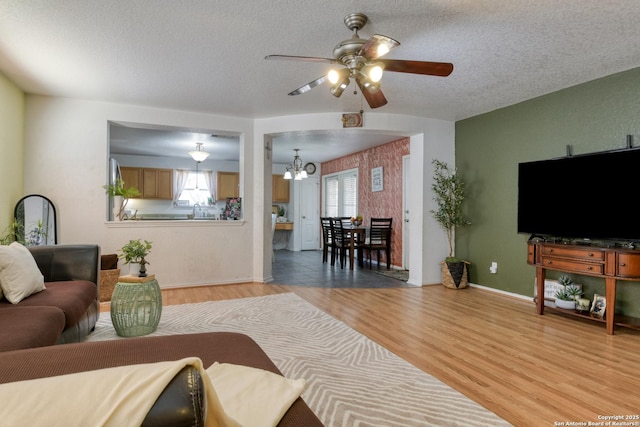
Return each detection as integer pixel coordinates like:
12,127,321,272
283,149,307,180
188,142,209,162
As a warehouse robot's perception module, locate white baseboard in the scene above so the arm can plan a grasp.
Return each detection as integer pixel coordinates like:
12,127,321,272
468,282,533,302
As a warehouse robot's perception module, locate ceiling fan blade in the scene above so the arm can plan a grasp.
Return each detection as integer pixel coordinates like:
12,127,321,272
358,34,400,59
356,78,388,109
379,59,454,77
288,75,327,96
265,54,339,64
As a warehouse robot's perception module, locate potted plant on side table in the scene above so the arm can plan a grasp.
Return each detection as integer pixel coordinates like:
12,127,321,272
430,159,471,289
119,239,152,277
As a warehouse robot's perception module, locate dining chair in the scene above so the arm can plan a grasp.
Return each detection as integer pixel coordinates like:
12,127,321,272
320,217,335,264
330,217,365,269
366,218,393,269
338,216,352,228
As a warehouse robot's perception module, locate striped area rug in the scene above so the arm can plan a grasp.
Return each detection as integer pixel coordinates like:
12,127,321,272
88,293,510,427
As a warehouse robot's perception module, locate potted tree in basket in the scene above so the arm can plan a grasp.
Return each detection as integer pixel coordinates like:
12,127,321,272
103,179,140,221
430,159,471,289
119,239,152,277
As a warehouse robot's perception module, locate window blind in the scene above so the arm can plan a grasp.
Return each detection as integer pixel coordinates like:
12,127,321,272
323,170,357,217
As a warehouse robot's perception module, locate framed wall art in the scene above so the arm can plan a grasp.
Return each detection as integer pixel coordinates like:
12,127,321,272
342,113,363,128
371,166,383,192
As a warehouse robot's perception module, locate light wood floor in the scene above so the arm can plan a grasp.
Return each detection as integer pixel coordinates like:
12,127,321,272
102,283,640,426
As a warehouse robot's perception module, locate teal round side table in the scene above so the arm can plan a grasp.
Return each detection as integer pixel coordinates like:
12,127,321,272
110,274,162,337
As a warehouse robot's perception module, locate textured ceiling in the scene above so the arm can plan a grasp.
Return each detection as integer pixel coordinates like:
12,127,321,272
2,1,640,162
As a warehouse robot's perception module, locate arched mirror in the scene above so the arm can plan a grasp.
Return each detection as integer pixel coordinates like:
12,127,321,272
14,195,57,246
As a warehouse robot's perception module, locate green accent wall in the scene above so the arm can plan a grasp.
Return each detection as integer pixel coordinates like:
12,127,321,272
456,66,640,317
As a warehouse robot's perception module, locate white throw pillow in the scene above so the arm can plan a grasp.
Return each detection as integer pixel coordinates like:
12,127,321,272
0,242,45,304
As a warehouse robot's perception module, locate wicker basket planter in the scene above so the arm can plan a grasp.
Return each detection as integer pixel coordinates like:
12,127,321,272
99,268,121,302
441,261,470,289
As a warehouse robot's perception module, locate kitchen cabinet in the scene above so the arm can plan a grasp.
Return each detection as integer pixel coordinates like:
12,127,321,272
120,167,172,200
272,174,290,202
217,171,239,200
120,167,143,198
143,168,173,200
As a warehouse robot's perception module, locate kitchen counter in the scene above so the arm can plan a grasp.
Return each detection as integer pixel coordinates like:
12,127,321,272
275,222,293,230
106,219,244,229
124,214,219,221
136,217,215,221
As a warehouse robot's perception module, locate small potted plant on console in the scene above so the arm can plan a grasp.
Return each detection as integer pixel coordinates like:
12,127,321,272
554,275,582,310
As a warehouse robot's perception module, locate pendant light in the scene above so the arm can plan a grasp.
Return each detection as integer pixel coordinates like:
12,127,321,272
189,142,209,162
189,142,209,189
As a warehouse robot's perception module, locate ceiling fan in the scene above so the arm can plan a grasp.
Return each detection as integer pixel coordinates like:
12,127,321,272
265,12,454,109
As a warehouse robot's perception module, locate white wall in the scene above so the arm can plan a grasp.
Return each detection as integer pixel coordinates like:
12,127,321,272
23,96,454,288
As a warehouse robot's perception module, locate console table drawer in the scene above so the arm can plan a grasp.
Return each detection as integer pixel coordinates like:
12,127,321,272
540,257,603,275
541,245,604,261
617,253,640,278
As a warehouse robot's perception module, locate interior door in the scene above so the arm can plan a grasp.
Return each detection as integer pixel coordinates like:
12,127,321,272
402,155,410,269
300,176,320,250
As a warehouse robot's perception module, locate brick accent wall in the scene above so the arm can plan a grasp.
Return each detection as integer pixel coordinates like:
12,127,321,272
321,138,409,268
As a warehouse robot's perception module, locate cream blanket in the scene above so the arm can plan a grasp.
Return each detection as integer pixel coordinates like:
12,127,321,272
0,358,305,427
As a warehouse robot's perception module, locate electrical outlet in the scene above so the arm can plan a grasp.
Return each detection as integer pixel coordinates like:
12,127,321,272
489,262,498,274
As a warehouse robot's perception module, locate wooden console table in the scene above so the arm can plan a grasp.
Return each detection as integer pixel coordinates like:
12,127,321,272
528,241,640,334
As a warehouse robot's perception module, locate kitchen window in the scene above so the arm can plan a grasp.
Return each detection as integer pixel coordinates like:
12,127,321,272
176,170,216,206
323,169,357,218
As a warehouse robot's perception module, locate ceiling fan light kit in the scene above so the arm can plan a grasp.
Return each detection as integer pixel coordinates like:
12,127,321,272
266,12,453,109
329,69,350,97
361,63,384,83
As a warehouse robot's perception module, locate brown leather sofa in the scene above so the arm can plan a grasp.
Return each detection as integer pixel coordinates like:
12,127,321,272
0,245,322,425
0,245,100,352
0,332,324,426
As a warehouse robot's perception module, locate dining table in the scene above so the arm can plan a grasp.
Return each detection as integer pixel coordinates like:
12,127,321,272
347,225,368,270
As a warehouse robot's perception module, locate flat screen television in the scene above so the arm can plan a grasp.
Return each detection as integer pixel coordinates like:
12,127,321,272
517,148,640,242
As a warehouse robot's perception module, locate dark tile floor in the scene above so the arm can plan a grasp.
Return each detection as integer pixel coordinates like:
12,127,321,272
271,249,411,288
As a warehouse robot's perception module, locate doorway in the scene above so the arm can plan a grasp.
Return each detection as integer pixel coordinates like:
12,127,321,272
300,176,320,250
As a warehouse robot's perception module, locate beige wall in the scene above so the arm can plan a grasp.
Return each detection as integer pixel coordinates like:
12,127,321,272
23,95,256,287
0,72,24,235
21,99,454,287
